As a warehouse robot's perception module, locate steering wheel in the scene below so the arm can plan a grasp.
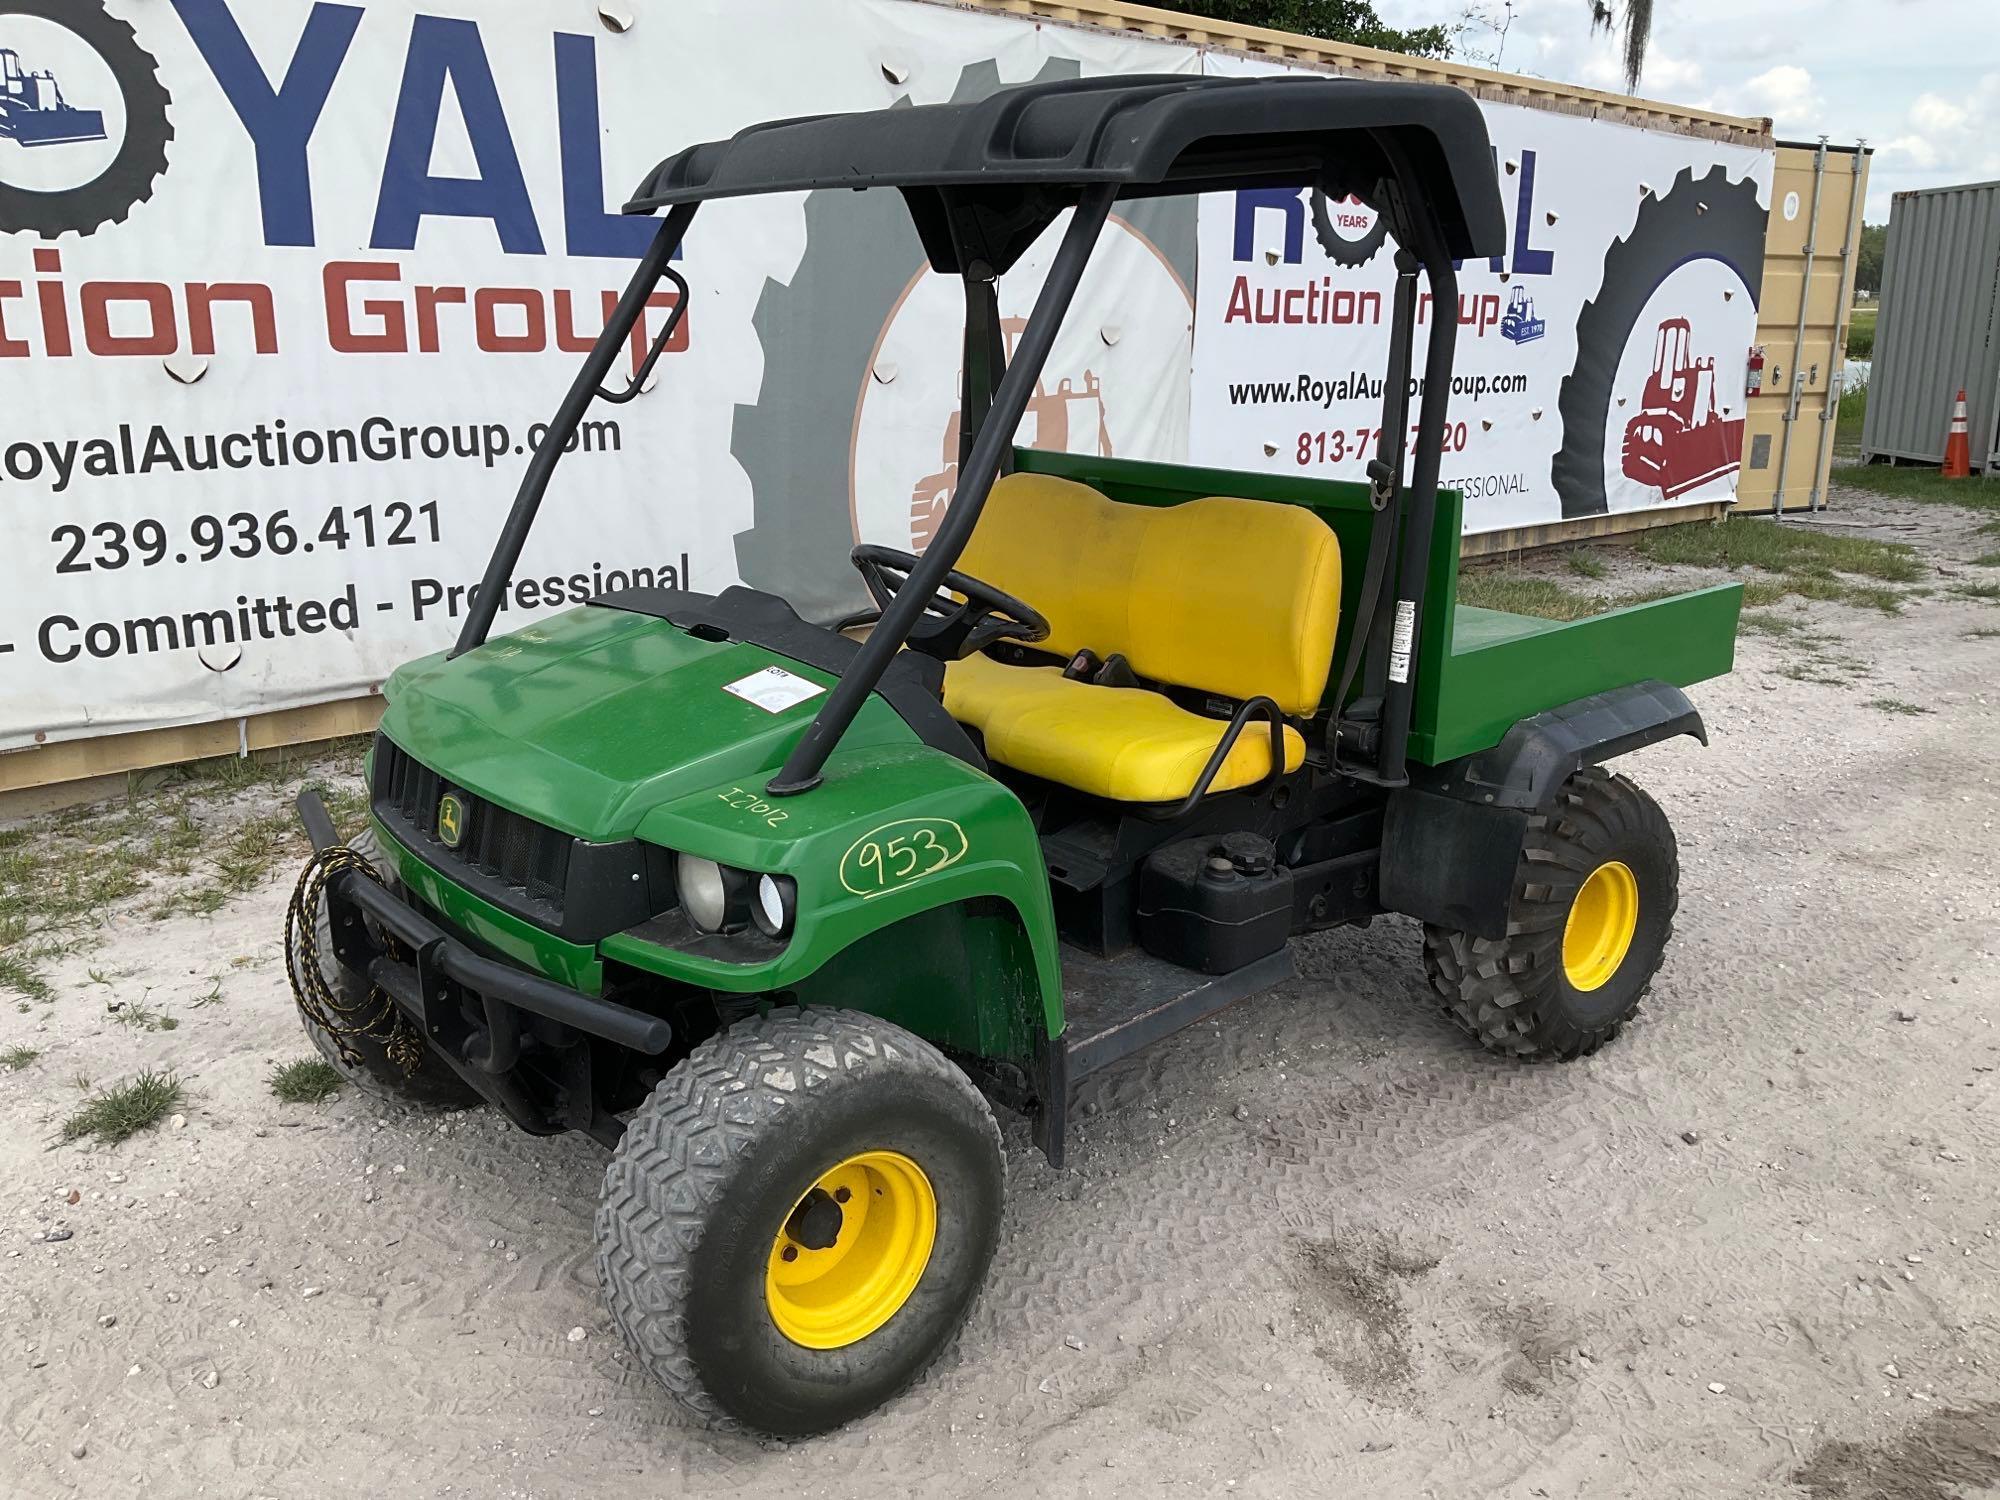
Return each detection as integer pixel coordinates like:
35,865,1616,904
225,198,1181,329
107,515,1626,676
850,544,1050,663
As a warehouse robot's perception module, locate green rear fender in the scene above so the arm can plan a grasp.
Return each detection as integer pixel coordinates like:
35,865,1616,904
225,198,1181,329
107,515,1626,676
599,741,1063,1062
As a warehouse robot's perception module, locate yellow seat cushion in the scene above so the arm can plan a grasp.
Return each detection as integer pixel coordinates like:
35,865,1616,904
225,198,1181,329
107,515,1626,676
944,654,1306,804
956,474,1341,716
941,473,1338,802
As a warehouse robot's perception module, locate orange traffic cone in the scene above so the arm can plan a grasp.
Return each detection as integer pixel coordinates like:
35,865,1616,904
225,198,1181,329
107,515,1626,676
1942,388,1972,479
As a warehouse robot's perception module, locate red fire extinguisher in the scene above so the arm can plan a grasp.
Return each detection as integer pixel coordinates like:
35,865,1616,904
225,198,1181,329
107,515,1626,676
1746,345,1766,397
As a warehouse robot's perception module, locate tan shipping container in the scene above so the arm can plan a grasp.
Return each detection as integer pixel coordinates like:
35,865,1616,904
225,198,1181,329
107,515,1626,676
1736,141,1872,512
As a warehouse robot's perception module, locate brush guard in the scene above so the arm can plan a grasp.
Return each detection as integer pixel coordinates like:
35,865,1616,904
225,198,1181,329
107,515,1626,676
294,791,674,1143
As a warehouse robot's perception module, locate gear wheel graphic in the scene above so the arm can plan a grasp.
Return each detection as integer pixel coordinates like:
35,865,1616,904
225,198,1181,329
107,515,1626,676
730,58,1095,625
1550,165,1765,518
0,0,173,238
1309,187,1390,269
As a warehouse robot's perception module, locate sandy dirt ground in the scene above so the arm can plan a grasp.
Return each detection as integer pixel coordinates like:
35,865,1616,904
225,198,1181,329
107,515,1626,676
3,483,1997,1500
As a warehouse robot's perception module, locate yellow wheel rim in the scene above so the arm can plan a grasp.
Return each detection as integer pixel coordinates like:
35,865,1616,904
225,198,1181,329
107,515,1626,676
1563,860,1640,992
765,1150,937,1350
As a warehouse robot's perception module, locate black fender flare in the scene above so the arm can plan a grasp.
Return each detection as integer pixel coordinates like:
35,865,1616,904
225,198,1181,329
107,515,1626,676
1424,680,1706,812
1379,681,1705,939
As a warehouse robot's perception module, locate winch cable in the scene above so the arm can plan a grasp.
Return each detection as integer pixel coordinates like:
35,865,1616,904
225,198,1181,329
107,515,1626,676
284,845,425,1077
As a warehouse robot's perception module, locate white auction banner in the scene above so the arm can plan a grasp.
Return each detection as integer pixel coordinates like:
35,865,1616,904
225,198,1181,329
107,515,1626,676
0,0,1196,750
1188,51,1773,534
1,0,1771,753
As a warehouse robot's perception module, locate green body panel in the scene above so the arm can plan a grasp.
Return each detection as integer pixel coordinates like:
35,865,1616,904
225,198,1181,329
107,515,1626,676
378,605,912,841
600,737,1062,1045
371,814,606,993
740,898,1044,1063
1013,449,1741,765
1411,584,1742,763
376,606,1063,1056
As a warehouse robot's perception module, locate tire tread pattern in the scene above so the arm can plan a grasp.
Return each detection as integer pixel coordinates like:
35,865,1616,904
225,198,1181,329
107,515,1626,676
1421,767,1678,1059
595,1008,1002,1426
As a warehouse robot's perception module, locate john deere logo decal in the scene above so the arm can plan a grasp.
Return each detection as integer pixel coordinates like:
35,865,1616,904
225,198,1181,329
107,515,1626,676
437,793,465,850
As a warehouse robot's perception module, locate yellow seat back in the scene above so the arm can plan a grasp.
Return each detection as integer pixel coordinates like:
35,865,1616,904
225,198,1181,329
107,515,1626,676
957,474,1341,715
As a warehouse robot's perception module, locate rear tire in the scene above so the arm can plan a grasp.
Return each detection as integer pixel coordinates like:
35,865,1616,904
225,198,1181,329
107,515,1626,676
287,827,478,1110
596,1008,1004,1434
1421,767,1678,1059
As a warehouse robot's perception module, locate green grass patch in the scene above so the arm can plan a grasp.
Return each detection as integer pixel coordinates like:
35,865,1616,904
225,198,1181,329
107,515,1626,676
1634,517,1923,583
1457,558,1809,625
269,1056,344,1104
1779,659,1867,687
108,997,177,1032
1846,305,1876,359
0,1045,39,1072
1868,697,1932,716
0,952,53,1002
1631,519,1917,613
61,1070,183,1145
0,738,370,988
1834,385,1868,457
1738,612,1808,638
1837,461,2000,517
1784,574,1905,614
1564,550,1608,580
1972,552,2000,568
1455,570,1604,621
1951,580,2000,602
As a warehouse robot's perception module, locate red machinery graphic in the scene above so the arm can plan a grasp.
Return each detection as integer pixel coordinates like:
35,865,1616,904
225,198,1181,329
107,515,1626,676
908,315,1113,550
0,46,107,148
1620,318,1745,499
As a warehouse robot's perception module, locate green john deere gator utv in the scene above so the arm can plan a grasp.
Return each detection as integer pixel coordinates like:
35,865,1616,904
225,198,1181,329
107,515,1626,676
287,73,1741,1434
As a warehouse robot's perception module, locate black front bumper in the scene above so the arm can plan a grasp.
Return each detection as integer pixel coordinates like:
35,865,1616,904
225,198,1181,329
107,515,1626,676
298,790,672,1136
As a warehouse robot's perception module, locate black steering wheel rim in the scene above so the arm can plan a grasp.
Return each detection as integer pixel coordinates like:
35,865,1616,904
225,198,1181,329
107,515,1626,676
850,543,1050,662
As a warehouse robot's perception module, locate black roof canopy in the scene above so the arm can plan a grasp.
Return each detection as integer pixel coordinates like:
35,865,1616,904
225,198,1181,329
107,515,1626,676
628,74,1505,274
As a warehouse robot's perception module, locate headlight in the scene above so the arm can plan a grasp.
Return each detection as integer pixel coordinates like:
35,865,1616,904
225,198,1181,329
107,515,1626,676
753,873,796,939
675,856,736,932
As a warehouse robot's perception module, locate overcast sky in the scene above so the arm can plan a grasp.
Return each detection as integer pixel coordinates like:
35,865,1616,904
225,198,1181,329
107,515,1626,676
1376,0,1994,221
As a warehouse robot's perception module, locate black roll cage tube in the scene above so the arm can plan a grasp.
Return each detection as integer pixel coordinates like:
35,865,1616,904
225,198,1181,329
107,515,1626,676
450,157,1464,797
451,201,699,660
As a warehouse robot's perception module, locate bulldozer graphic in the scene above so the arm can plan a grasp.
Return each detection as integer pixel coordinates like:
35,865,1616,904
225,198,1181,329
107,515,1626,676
0,45,106,148
1499,285,1545,345
1620,318,1745,500
908,315,1114,552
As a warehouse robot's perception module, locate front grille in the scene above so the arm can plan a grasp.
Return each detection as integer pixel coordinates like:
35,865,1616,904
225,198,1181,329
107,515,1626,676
372,736,572,919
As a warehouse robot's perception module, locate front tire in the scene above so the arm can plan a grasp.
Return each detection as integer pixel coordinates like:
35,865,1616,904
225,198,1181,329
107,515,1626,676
596,1008,1004,1434
1422,767,1678,1059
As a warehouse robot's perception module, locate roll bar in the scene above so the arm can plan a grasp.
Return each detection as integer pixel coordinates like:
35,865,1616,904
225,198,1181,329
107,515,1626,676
451,161,1467,796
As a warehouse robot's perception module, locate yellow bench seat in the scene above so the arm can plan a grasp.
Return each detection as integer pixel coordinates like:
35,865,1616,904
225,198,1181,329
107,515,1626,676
937,472,1339,804
943,654,1306,804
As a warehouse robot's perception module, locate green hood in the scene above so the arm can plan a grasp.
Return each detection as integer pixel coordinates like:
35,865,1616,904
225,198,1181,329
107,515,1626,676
377,605,913,841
